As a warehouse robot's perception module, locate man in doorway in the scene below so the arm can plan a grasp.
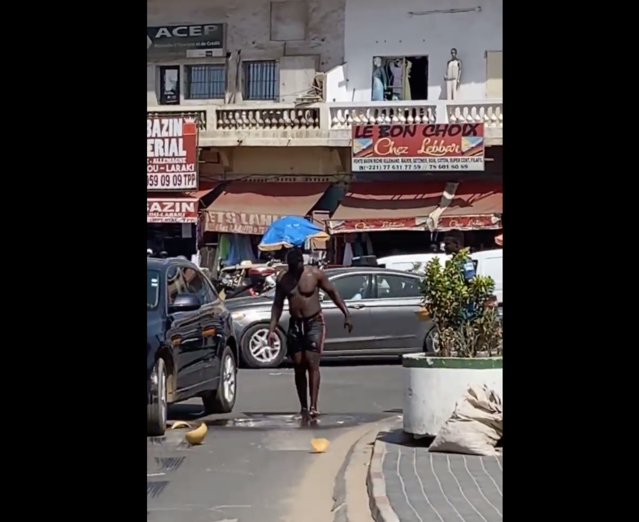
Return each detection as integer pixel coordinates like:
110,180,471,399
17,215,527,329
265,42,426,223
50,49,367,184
267,248,352,419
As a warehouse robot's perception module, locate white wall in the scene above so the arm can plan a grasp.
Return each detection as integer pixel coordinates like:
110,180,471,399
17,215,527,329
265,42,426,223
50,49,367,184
343,0,502,102
147,0,345,105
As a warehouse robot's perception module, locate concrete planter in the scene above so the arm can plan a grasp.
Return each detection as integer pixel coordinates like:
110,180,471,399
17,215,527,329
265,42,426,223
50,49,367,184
403,354,503,437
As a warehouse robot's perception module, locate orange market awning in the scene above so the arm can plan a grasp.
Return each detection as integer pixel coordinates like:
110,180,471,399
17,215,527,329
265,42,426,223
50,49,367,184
327,181,448,233
437,180,503,231
202,182,330,235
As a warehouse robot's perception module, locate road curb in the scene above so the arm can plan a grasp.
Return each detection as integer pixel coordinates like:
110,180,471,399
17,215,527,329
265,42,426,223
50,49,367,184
367,440,401,522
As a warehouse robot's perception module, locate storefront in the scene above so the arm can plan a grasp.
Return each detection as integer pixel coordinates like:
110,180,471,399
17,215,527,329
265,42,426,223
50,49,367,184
147,186,218,257
326,180,502,261
198,182,331,271
325,121,502,262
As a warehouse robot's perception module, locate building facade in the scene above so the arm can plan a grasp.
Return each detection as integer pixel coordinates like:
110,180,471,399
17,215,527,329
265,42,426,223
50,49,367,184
147,0,503,261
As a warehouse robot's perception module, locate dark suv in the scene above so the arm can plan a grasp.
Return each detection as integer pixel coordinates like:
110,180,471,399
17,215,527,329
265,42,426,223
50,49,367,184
147,257,238,436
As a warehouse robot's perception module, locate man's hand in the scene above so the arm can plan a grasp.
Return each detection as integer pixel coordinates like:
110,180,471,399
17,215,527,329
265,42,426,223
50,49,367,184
344,316,353,333
267,331,279,346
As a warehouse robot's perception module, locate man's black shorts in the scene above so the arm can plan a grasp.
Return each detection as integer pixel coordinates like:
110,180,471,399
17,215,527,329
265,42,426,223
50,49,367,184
287,312,326,356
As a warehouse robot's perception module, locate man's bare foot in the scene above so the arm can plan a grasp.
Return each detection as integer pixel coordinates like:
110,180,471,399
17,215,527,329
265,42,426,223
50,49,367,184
298,408,309,419
309,408,319,419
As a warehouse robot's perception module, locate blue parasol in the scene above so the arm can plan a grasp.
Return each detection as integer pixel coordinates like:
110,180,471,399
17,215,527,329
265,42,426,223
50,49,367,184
258,216,330,251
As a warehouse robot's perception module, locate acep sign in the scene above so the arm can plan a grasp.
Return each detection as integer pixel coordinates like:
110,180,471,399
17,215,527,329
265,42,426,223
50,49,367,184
147,23,225,59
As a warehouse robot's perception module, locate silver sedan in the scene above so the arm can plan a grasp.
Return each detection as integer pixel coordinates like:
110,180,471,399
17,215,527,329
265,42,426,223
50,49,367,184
223,267,435,368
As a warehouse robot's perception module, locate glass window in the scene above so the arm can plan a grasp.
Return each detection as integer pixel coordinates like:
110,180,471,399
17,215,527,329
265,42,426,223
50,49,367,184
159,65,180,105
375,275,421,299
186,64,226,100
182,267,215,304
243,60,279,101
331,275,372,301
166,266,188,306
147,269,160,309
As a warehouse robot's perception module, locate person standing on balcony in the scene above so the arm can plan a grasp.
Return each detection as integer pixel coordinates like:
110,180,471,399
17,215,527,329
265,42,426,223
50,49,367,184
445,48,462,100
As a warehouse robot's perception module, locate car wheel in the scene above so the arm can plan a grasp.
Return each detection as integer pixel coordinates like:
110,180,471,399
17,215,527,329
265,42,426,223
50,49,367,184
147,358,168,436
240,324,286,369
202,346,237,414
424,327,440,354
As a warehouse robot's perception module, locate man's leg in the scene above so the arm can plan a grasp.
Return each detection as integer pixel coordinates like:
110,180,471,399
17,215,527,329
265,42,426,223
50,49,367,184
304,351,321,418
292,351,308,414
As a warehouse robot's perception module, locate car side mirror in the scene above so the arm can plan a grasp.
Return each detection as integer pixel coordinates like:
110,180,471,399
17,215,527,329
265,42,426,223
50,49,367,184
169,293,202,313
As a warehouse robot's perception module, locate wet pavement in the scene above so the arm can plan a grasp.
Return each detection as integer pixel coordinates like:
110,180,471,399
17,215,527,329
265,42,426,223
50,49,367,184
147,362,404,522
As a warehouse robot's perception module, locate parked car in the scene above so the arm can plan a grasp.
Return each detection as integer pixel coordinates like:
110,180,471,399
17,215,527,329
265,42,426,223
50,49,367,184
147,257,239,436
224,267,434,368
378,248,503,311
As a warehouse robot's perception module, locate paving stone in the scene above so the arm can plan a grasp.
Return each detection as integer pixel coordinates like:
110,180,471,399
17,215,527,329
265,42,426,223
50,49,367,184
380,439,502,522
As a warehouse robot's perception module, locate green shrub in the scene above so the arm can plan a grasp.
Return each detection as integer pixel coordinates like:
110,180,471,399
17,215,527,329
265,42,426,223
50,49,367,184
420,248,502,357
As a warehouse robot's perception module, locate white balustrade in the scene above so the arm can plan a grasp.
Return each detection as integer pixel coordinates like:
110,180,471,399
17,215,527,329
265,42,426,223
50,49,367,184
329,102,437,129
447,101,503,128
215,107,321,130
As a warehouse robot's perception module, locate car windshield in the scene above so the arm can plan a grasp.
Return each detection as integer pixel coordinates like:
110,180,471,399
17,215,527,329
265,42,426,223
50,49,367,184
147,269,160,309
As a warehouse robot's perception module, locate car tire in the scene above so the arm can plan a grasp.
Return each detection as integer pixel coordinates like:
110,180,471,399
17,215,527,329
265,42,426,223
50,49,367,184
424,326,439,354
202,346,237,414
147,358,168,436
240,324,287,369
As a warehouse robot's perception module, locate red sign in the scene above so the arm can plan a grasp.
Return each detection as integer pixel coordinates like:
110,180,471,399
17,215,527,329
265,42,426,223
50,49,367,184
437,215,501,231
204,211,282,235
351,123,484,172
147,116,198,190
147,198,198,223
329,217,422,234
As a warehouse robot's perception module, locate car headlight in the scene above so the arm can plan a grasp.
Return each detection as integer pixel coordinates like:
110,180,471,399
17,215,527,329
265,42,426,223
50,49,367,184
231,312,245,321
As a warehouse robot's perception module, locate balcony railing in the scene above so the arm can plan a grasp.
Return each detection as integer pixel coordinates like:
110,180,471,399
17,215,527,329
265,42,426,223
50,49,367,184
146,99,502,146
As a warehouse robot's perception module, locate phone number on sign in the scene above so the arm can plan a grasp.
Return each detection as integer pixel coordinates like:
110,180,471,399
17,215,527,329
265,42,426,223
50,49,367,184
352,158,484,172
147,173,198,190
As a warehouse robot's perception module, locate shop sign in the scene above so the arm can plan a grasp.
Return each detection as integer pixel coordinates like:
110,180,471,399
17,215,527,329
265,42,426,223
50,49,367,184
205,211,282,235
351,123,485,172
147,116,198,190
147,24,226,59
147,198,198,223
329,217,425,234
437,214,501,231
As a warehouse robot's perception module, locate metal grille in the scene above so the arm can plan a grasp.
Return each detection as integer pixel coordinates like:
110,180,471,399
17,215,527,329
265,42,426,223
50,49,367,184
243,61,279,101
186,64,226,100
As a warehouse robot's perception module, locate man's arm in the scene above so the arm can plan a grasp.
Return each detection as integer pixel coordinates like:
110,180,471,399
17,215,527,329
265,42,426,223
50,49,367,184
268,281,286,334
317,270,350,320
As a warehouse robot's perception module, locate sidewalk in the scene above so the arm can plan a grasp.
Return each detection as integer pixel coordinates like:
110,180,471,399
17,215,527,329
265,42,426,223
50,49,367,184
368,429,503,522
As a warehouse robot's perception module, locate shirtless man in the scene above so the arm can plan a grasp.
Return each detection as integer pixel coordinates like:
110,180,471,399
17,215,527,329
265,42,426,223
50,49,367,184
267,249,352,419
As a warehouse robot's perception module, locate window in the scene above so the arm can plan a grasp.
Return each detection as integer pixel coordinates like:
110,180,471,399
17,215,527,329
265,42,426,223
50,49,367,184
331,275,372,301
371,56,429,101
147,269,160,309
375,275,421,299
186,64,226,100
166,266,188,305
182,267,215,305
243,60,279,100
159,66,180,105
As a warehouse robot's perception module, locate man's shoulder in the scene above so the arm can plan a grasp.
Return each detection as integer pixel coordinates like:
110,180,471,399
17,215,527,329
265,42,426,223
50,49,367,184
305,266,323,278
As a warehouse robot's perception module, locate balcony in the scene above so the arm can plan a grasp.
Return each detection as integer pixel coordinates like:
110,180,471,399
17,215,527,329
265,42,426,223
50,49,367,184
328,100,502,146
147,99,502,147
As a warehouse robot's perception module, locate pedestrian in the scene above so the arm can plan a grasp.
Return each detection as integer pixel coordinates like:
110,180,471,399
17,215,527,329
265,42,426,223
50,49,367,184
267,248,352,419
443,230,475,281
